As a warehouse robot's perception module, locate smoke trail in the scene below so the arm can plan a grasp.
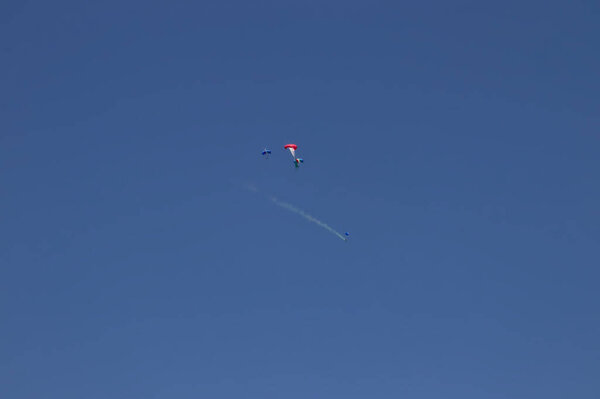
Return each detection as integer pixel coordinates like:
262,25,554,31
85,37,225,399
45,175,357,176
243,182,259,193
270,196,347,241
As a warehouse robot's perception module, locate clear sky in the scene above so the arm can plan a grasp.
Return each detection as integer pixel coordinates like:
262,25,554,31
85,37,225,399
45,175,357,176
1,1,599,398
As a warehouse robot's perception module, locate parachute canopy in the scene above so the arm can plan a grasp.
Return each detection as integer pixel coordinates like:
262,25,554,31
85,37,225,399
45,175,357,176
284,143,298,158
261,148,272,157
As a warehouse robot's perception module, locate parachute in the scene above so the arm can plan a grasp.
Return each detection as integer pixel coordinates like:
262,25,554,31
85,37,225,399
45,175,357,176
284,144,304,167
284,144,297,159
261,148,272,158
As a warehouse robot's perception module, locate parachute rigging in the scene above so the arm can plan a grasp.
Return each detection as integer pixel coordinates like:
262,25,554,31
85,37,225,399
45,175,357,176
284,144,297,159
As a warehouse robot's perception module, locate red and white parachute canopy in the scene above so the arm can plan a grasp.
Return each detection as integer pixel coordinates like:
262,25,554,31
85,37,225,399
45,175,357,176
284,144,298,158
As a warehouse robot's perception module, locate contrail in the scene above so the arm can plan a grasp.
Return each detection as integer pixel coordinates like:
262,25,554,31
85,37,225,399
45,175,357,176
243,182,259,193
270,196,347,241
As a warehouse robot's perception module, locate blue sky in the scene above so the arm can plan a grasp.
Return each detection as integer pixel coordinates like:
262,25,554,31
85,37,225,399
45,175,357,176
1,1,599,398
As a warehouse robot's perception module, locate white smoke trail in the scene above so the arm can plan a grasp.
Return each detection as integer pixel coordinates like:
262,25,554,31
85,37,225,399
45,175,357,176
243,182,259,193
270,196,347,241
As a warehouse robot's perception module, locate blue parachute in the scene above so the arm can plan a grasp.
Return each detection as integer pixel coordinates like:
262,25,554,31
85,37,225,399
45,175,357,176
261,148,272,158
